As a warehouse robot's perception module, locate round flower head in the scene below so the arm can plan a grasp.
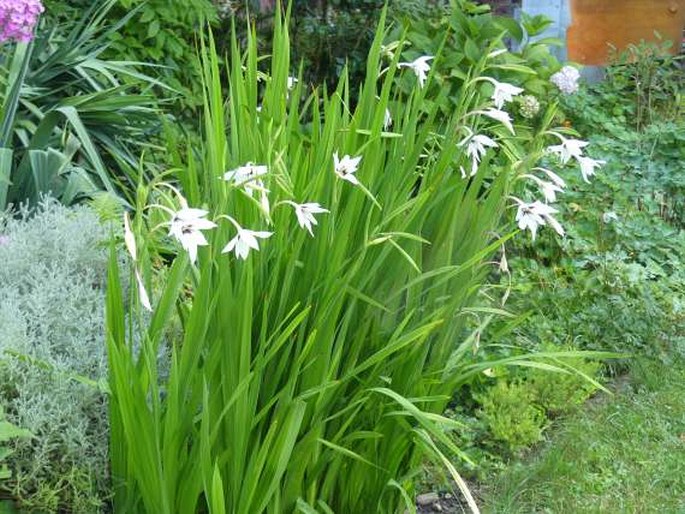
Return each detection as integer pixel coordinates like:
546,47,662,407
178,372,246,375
551,66,581,95
0,0,44,43
519,95,541,119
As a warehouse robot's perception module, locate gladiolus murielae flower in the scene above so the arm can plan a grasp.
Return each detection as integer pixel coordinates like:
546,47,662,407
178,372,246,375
515,199,565,240
578,156,605,183
284,201,329,236
479,107,516,135
222,224,272,260
333,152,362,186
168,207,217,263
482,77,524,109
521,174,565,203
547,136,589,165
459,133,498,177
398,55,433,88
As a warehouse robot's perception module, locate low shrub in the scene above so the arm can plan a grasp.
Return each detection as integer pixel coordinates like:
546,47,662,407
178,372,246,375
474,347,601,453
477,380,546,451
0,198,112,513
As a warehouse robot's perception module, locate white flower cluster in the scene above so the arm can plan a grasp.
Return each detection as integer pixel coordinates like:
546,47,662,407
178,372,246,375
457,76,524,177
513,134,605,241
122,150,370,309
551,66,580,95
519,95,541,119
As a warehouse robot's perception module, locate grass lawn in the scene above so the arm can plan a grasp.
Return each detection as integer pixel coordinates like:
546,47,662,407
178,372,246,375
483,359,685,514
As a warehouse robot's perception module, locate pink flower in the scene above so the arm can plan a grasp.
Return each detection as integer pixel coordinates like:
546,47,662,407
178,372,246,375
0,0,44,43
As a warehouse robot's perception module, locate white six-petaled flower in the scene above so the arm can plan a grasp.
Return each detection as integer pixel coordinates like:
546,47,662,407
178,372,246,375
534,167,567,189
222,225,273,260
333,152,362,186
169,207,217,263
459,133,498,177
537,178,564,203
480,108,516,135
398,55,433,88
223,162,268,191
547,137,589,165
285,201,329,236
483,77,524,109
577,156,605,183
223,162,270,215
521,173,566,203
514,200,564,240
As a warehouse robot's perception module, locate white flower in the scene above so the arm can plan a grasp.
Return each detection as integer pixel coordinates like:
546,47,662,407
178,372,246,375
538,180,564,203
333,152,362,186
169,207,217,263
223,162,268,191
285,201,329,236
602,211,618,223
519,95,541,119
287,76,299,90
534,167,567,188
551,65,581,94
135,269,152,312
480,108,515,134
222,226,273,260
398,55,433,88
515,200,564,240
523,174,565,203
223,163,271,213
123,212,137,261
384,108,392,130
459,133,498,177
577,156,605,183
547,137,589,165
484,77,524,109
462,134,498,162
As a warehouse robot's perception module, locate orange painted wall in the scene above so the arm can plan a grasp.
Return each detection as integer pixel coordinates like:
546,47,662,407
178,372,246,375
567,0,685,65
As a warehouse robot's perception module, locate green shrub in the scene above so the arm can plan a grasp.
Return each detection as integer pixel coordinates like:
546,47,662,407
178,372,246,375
474,348,600,453
528,352,601,414
106,0,217,112
0,198,112,513
477,380,546,451
391,0,562,115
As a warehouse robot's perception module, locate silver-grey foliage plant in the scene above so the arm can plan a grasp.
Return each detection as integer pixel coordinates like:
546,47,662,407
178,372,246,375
0,197,110,513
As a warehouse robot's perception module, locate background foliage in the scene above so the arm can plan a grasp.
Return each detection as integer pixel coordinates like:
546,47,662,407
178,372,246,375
1,0,162,209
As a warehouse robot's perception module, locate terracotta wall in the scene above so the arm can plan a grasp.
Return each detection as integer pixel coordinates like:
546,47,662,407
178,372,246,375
567,0,685,65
